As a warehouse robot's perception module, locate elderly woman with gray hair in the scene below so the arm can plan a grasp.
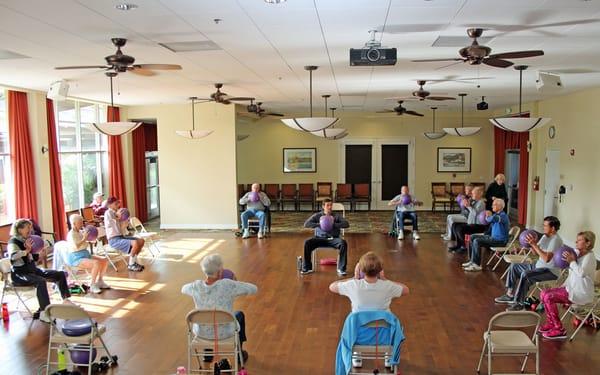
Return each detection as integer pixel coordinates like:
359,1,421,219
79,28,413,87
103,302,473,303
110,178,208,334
485,173,508,212
181,253,257,361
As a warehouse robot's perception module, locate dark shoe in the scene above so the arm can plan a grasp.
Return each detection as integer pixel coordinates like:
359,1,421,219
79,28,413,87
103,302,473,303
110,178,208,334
506,303,525,311
127,263,143,272
448,246,466,253
300,268,314,275
494,294,514,304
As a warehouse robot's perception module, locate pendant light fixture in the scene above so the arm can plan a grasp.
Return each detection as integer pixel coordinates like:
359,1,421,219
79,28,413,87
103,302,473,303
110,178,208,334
423,107,446,140
92,72,142,136
281,66,339,132
489,65,551,132
175,97,214,139
443,93,481,136
311,95,347,139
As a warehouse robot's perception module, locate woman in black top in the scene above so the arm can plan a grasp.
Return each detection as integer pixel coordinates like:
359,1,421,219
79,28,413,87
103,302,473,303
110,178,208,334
485,173,509,211
8,219,70,322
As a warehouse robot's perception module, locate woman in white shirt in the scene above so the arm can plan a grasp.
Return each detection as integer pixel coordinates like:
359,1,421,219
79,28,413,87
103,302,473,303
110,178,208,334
329,252,409,312
67,214,110,294
539,231,596,340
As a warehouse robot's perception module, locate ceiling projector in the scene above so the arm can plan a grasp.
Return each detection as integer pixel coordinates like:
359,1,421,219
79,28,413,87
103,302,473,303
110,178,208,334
350,30,397,66
477,96,488,110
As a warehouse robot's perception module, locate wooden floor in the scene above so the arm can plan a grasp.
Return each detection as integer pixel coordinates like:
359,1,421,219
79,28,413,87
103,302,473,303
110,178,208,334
1,231,599,374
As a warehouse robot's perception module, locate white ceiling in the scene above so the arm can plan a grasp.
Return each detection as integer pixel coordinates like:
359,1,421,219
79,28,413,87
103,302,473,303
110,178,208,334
1,0,600,113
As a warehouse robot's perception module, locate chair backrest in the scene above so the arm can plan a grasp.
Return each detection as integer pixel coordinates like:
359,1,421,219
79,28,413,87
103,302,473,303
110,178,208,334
353,183,370,198
364,319,391,328
186,309,238,334
264,184,279,199
488,311,540,331
449,182,465,196
81,206,95,222
281,183,297,198
0,223,12,243
298,183,314,198
316,182,333,198
336,183,352,199
431,183,447,198
46,303,93,321
332,203,345,217
506,226,521,246
0,258,12,275
52,241,72,272
130,216,143,229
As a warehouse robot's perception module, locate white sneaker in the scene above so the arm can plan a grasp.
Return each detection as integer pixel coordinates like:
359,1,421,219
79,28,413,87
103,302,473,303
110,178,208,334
442,235,451,241
384,353,391,368
352,353,362,368
97,280,111,289
412,231,420,240
257,231,264,239
242,229,250,239
39,310,51,323
461,261,473,268
465,264,482,272
90,284,102,294
397,231,404,240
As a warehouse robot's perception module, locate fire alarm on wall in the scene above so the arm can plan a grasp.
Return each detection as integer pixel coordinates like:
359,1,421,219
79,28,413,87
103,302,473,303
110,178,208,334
570,149,575,156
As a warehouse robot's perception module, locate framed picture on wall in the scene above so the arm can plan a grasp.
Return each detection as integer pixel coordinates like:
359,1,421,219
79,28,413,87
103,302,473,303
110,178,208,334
283,148,317,173
437,147,471,173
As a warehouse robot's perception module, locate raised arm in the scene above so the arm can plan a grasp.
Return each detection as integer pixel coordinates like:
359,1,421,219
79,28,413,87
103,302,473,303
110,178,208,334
260,192,271,207
239,192,250,205
334,214,350,229
304,212,320,228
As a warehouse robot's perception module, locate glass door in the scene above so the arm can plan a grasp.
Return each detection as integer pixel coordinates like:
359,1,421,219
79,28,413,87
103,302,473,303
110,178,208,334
146,151,160,219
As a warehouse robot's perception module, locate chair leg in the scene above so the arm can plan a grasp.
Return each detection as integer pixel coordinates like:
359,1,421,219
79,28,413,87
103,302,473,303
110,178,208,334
569,310,593,341
520,352,530,373
476,340,486,373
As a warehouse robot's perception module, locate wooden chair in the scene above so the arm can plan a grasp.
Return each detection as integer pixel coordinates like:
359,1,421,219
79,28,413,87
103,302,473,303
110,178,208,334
449,182,466,211
0,223,12,258
298,183,315,211
335,183,353,211
352,183,371,211
471,182,486,192
65,209,82,230
315,182,333,205
81,206,102,226
280,183,298,211
431,183,450,212
264,184,281,211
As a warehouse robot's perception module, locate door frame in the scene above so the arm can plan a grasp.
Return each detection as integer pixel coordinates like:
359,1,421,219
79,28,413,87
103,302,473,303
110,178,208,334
338,137,415,210
543,149,560,218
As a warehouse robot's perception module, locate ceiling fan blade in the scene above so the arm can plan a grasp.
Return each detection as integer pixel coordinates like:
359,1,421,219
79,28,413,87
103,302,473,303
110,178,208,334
55,65,110,70
412,58,464,62
385,96,417,101
427,96,456,101
265,112,284,117
129,67,155,76
483,58,514,68
405,111,424,117
134,64,182,70
226,97,255,101
377,109,396,113
488,50,544,59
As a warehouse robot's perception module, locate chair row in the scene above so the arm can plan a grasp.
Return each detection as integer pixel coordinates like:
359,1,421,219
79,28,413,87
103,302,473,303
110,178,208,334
237,183,372,211
430,181,487,212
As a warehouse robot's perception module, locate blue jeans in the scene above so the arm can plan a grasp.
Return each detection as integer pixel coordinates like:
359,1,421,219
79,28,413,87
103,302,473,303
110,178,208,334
469,234,506,266
506,264,557,303
241,209,266,230
396,211,418,231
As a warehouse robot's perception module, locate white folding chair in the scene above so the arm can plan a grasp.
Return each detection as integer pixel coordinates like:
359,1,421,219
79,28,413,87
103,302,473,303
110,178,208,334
500,248,536,281
0,258,38,315
186,309,243,374
94,242,128,272
129,216,161,257
560,270,600,341
44,304,116,375
54,241,90,293
311,203,345,271
487,226,521,271
350,319,398,375
476,311,540,375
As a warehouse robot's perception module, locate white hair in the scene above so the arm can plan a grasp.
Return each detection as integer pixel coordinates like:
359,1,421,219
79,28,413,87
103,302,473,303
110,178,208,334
69,214,84,227
493,198,505,210
201,253,224,277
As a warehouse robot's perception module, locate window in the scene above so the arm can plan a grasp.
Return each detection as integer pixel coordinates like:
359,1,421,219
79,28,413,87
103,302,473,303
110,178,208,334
0,91,14,224
55,100,108,210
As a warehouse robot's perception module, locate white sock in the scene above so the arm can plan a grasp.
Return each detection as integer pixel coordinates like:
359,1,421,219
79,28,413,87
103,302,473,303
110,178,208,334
129,256,136,266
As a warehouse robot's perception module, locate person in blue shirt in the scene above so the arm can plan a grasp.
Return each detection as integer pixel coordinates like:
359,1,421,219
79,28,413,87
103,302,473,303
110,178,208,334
463,198,510,272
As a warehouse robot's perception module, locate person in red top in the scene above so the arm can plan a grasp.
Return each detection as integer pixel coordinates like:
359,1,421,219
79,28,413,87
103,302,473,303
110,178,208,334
90,192,107,217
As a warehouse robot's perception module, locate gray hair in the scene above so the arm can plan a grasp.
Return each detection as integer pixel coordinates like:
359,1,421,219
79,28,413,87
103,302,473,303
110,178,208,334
69,214,84,227
10,219,32,237
201,253,224,277
493,198,505,210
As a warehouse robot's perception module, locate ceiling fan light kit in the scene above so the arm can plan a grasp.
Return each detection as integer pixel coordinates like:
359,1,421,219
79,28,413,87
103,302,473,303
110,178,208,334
92,72,141,136
175,97,214,139
423,107,446,140
489,65,551,132
443,93,481,136
282,66,339,132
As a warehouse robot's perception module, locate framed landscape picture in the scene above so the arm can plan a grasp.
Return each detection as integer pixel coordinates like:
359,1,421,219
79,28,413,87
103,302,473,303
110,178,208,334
437,147,471,173
283,148,317,173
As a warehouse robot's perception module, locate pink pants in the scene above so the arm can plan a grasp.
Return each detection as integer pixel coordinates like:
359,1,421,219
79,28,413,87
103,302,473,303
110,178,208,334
540,287,570,330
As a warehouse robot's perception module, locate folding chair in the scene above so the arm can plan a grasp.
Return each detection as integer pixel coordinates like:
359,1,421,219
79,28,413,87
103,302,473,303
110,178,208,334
526,268,569,300
560,270,600,341
476,311,540,375
350,320,398,375
53,241,90,293
186,309,243,374
44,304,117,375
0,258,38,315
130,216,161,257
94,242,128,272
246,207,271,236
487,226,521,271
311,203,345,271
500,248,536,281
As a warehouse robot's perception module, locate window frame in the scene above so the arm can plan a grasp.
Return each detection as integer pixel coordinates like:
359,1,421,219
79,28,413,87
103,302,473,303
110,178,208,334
0,90,14,225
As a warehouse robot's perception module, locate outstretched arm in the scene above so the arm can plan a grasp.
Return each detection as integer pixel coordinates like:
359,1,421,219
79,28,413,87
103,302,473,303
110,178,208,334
304,213,320,228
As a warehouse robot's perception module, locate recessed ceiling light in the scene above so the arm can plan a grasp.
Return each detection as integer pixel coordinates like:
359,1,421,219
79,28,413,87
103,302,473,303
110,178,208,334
264,0,287,4
115,3,138,11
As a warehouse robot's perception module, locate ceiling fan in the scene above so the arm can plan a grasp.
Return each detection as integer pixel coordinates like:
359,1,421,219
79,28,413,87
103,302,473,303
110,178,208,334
378,101,424,117
247,100,284,117
412,28,544,68
196,83,254,105
55,38,182,76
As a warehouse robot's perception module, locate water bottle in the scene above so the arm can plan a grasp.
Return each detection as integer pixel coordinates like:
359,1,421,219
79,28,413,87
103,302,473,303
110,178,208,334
1,303,8,322
296,256,303,271
57,346,67,370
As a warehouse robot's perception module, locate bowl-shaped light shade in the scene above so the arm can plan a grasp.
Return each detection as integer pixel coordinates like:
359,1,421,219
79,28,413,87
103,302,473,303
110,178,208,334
331,131,349,140
311,127,347,139
281,117,338,132
443,127,481,136
175,130,214,139
92,121,142,136
423,132,446,140
489,117,551,132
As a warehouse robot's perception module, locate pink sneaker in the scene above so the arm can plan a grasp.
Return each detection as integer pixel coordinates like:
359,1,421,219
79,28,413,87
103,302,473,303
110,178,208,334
538,322,554,333
542,328,567,340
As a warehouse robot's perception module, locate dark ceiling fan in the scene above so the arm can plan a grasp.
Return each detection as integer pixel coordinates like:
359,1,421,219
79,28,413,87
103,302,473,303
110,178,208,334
196,83,254,105
378,101,424,117
412,28,544,68
55,38,182,76
247,99,284,117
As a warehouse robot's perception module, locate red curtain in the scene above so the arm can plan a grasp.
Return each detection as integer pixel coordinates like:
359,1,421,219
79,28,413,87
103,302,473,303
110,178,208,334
8,91,38,221
132,125,147,222
46,99,68,240
493,113,530,225
107,106,128,207
144,123,157,151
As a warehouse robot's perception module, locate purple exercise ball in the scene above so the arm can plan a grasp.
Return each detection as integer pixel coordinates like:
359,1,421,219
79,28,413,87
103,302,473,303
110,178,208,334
553,245,577,269
249,191,260,202
118,208,130,221
519,229,539,248
477,211,488,225
319,215,334,232
401,195,412,205
69,344,97,365
456,194,465,204
85,225,98,242
29,235,45,254
222,269,235,280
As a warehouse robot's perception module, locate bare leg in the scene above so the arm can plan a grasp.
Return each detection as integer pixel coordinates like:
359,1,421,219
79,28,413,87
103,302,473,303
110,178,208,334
78,259,100,284
92,255,109,281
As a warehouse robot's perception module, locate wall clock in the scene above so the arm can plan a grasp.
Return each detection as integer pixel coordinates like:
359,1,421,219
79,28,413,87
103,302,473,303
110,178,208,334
548,125,556,139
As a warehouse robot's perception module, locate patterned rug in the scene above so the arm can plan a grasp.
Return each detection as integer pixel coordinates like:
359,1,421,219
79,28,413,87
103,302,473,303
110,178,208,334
269,210,447,234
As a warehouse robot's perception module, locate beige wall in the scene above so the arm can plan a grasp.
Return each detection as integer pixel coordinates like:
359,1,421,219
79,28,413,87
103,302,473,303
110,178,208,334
236,110,496,209
123,102,238,229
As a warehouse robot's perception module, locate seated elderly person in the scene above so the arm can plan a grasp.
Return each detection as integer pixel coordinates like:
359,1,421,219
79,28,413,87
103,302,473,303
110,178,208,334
239,183,271,239
448,187,486,253
388,186,423,240
301,198,350,276
67,214,110,294
442,184,473,241
462,198,509,272
104,196,145,272
181,254,257,361
90,192,107,217
495,216,563,311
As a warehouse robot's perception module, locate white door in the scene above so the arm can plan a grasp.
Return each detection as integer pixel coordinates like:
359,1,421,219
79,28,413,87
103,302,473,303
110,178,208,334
543,150,560,217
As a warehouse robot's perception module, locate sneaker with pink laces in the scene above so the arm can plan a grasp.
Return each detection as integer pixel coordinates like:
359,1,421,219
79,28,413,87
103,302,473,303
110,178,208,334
542,328,567,340
538,322,554,333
